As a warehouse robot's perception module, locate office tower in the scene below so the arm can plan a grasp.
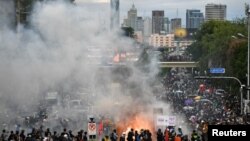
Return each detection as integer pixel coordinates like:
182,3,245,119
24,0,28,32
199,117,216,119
205,3,227,21
152,10,164,34
14,0,75,26
171,18,181,33
164,17,170,34
143,17,152,43
127,4,137,30
186,9,204,29
136,16,144,31
110,0,120,29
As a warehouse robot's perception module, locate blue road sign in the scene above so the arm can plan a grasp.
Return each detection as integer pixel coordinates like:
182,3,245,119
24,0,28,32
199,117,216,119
210,68,225,74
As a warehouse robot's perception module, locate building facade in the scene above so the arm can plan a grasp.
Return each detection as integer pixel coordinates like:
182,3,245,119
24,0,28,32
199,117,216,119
14,0,75,26
136,16,144,31
171,18,181,33
149,34,175,48
164,17,170,34
143,17,152,44
205,3,227,21
152,10,164,34
186,9,204,29
110,0,120,29
127,4,137,30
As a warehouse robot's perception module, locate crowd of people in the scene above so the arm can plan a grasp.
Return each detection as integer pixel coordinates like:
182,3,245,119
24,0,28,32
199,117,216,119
0,126,95,141
0,127,90,141
161,68,250,141
1,68,250,141
0,126,203,141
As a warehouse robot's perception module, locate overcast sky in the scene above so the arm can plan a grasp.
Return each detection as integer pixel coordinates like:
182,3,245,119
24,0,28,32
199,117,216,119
76,0,248,26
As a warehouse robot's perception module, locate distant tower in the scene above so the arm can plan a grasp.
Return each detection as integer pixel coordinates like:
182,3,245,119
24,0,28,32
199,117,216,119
205,3,227,21
171,18,181,33
152,10,164,34
186,9,204,29
110,0,120,30
164,17,170,34
127,3,137,30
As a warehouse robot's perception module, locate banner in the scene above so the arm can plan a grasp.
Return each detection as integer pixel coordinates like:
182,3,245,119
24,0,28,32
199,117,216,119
88,122,97,135
156,115,176,126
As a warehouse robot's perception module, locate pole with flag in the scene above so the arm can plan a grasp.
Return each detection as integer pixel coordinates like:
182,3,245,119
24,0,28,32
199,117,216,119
98,119,104,140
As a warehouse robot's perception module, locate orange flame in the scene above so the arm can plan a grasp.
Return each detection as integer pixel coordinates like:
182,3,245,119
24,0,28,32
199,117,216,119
116,113,154,136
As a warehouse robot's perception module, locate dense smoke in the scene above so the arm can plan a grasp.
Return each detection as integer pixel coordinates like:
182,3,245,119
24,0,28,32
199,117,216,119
0,0,189,135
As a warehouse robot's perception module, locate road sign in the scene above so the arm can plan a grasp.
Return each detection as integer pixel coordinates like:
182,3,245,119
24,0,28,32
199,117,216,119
88,122,97,135
210,68,225,74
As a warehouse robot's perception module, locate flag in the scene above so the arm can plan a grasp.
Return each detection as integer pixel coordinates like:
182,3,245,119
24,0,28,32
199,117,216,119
98,120,103,136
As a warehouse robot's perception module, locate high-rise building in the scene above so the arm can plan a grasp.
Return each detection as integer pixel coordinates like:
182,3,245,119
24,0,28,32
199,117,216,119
186,9,204,29
136,17,144,32
164,17,170,34
205,3,226,21
127,4,137,30
143,17,152,44
110,0,120,29
0,0,15,29
15,0,34,25
14,0,75,26
152,10,164,34
171,18,181,33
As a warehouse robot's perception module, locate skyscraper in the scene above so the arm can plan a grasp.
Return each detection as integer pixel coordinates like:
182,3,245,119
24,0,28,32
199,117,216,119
171,18,181,33
110,0,120,29
186,9,204,29
164,17,170,34
205,3,227,21
127,4,137,30
143,17,152,43
14,0,75,26
152,10,164,34
136,17,144,32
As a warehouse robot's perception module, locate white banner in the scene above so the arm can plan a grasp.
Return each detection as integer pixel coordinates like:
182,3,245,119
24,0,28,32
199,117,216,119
88,122,97,135
156,115,176,126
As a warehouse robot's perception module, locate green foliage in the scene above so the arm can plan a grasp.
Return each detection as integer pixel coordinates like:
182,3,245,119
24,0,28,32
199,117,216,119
187,19,248,84
121,27,134,38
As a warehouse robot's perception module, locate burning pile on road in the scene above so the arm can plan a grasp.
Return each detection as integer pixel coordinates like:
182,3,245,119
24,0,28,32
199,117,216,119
115,107,155,136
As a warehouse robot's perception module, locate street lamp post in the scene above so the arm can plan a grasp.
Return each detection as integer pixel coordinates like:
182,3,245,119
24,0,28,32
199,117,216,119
194,76,244,115
246,4,250,101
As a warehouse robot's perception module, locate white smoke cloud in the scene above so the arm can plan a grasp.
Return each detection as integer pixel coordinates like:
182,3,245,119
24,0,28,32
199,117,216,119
0,0,190,135
76,0,109,3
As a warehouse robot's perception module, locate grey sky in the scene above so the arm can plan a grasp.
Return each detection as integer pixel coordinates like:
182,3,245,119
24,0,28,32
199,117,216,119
76,0,248,26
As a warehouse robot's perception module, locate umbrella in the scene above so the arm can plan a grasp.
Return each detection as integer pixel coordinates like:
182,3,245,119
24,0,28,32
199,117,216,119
194,96,201,100
184,99,193,105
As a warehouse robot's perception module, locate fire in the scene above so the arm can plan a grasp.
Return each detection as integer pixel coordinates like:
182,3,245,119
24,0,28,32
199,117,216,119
116,113,154,136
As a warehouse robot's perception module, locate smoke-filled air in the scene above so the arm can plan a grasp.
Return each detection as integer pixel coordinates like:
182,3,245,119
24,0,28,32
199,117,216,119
0,0,189,136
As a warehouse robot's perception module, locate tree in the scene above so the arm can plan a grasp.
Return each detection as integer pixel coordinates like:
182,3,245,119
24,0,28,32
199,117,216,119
187,19,247,84
121,27,134,38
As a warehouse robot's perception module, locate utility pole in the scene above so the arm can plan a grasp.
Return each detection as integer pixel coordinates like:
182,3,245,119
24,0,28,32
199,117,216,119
245,3,250,115
246,3,250,101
